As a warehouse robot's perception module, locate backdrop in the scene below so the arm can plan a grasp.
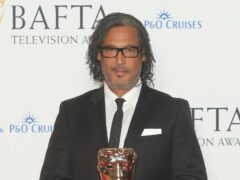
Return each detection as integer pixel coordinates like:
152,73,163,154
0,0,239,179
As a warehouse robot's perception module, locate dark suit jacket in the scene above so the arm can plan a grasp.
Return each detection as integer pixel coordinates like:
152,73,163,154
40,85,207,180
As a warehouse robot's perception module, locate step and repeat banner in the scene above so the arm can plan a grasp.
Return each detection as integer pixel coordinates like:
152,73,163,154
0,0,239,179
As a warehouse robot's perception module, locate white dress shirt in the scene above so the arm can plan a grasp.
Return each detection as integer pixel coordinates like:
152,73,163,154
104,80,142,148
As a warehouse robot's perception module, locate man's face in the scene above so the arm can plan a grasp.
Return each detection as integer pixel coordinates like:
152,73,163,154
97,26,145,94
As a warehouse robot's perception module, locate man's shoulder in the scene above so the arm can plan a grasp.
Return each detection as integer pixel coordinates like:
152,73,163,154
145,86,189,105
60,87,102,107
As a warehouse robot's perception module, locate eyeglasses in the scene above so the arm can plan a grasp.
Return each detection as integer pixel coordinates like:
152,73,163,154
99,46,142,58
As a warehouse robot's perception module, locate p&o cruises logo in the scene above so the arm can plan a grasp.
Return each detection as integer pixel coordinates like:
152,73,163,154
0,127,4,134
144,10,202,30
9,112,53,134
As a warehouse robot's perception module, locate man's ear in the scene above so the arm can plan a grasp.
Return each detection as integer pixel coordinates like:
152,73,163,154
141,50,146,62
97,52,102,61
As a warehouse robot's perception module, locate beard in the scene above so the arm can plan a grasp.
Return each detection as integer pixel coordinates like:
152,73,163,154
103,67,140,91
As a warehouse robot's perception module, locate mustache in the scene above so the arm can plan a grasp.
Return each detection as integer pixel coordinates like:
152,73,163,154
112,66,129,72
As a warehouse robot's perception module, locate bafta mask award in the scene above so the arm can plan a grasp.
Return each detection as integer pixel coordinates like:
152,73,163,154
97,148,137,180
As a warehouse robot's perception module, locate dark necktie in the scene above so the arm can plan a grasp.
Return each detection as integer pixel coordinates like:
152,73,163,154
108,98,125,148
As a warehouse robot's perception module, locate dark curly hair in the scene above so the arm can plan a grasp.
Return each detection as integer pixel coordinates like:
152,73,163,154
86,12,155,86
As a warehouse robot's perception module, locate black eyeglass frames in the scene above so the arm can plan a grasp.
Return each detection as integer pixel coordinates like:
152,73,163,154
99,46,142,58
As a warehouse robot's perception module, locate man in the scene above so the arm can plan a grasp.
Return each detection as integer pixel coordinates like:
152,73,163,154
40,13,208,180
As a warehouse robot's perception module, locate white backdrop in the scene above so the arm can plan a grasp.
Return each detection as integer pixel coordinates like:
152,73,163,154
0,0,239,179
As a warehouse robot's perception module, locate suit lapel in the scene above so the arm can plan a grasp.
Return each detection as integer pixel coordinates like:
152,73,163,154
87,85,154,151
88,87,108,150
124,85,153,149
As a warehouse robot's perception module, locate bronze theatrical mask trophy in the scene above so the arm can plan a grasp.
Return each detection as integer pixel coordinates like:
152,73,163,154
97,148,137,180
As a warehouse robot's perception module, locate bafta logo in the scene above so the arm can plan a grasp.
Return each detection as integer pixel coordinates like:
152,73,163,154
0,0,6,24
97,148,137,180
